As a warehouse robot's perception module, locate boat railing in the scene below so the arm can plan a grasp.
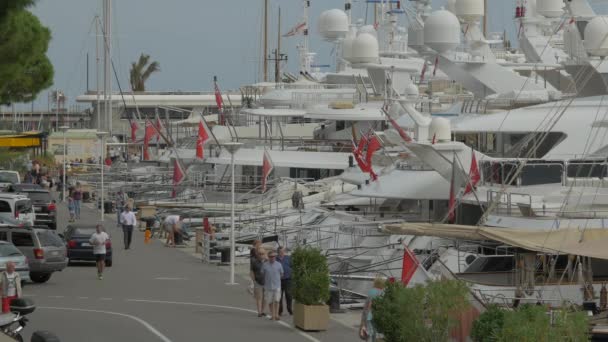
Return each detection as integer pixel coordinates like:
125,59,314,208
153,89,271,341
290,91,358,109
233,137,353,153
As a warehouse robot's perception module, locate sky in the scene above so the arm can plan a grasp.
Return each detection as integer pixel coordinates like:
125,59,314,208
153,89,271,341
16,0,608,110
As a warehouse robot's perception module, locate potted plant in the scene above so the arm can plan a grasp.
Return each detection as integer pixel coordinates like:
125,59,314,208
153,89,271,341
292,246,331,331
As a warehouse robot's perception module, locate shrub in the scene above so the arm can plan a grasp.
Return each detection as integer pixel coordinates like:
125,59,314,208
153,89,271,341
372,279,471,342
497,305,588,342
291,246,330,305
471,305,505,342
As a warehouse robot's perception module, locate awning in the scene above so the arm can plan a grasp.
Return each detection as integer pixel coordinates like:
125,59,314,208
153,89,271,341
383,222,608,260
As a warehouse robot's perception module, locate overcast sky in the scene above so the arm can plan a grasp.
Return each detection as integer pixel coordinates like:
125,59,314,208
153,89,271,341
18,0,608,110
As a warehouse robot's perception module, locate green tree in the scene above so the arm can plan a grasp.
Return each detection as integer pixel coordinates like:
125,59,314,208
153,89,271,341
0,1,54,104
129,53,160,91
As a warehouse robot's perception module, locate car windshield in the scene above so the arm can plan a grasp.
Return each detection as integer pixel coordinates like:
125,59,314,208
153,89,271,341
15,200,32,213
0,244,22,257
36,230,64,247
23,192,51,203
0,172,18,184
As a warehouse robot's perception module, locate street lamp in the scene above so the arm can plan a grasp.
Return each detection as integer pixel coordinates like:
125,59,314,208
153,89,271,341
224,142,242,285
59,126,69,201
96,131,109,221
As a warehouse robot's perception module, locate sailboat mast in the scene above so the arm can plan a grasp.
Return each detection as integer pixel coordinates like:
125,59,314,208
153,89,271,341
483,0,488,37
263,0,269,82
103,0,112,134
95,16,101,131
275,7,281,83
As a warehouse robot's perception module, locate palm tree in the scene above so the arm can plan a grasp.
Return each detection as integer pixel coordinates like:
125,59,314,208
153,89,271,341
129,54,160,92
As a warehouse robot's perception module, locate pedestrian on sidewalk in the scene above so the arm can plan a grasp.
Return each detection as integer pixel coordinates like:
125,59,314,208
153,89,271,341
250,247,266,317
163,215,181,247
89,224,110,280
262,250,283,321
359,277,386,342
72,183,83,219
67,196,75,222
276,246,293,316
120,206,137,250
0,262,22,313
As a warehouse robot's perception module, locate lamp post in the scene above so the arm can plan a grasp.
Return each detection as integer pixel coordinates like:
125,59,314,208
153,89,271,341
59,126,69,201
96,131,109,221
224,142,242,285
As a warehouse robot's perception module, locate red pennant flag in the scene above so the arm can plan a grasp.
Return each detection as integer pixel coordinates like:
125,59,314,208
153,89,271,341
143,120,156,161
155,117,163,143
401,247,420,286
387,115,413,142
196,121,210,159
464,150,480,195
433,56,439,76
262,150,274,193
130,121,138,142
214,82,224,125
420,62,428,83
283,22,307,37
351,139,370,173
365,135,382,166
447,155,457,223
172,158,185,198
432,133,437,145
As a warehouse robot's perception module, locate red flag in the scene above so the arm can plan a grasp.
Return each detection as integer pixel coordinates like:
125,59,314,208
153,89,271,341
262,150,274,193
283,22,307,37
401,247,420,286
433,56,439,76
352,138,370,173
130,121,138,142
464,150,480,195
447,155,457,223
387,115,413,142
143,120,156,161
214,82,224,125
172,158,185,198
420,62,428,83
432,133,437,145
365,135,382,166
155,117,163,143
196,121,209,159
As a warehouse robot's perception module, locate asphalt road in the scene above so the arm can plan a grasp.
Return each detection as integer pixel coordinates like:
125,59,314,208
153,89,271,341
19,199,356,342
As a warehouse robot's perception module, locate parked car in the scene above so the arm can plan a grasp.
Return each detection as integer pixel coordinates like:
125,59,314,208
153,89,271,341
0,193,35,226
0,226,67,283
5,184,56,229
0,241,30,282
64,224,112,267
0,170,20,189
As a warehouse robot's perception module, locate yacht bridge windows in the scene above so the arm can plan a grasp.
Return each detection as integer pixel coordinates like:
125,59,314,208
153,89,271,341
455,131,567,158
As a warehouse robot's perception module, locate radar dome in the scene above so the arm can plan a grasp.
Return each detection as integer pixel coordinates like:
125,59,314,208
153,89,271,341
537,0,563,18
350,33,379,63
318,9,349,41
342,29,356,61
405,83,420,99
358,25,377,38
424,10,461,53
454,0,484,22
585,16,608,57
429,117,451,142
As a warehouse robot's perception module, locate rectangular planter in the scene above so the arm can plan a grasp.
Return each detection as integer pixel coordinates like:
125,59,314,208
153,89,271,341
293,302,329,331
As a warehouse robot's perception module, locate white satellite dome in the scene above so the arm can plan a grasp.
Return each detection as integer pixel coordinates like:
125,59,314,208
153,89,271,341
351,33,379,63
454,0,484,22
318,9,349,41
405,83,420,99
429,117,451,142
342,28,356,61
358,25,377,38
424,10,461,53
537,0,563,18
585,16,608,57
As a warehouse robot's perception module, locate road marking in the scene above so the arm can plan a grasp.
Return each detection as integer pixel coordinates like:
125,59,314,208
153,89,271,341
77,297,89,299
126,299,321,342
154,277,188,281
39,306,172,342
48,296,64,299
99,298,113,301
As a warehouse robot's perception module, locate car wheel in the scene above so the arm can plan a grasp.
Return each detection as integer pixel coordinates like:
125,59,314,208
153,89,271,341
30,273,51,283
13,333,23,342
67,259,73,266
105,259,112,267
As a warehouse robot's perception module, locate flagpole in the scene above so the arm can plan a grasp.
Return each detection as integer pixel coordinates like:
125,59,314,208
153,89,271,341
224,142,243,286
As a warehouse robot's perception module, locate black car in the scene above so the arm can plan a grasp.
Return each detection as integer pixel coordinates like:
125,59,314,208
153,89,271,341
64,224,112,267
5,184,56,229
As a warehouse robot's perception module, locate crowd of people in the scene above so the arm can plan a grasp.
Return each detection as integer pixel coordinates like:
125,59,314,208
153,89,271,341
249,242,292,321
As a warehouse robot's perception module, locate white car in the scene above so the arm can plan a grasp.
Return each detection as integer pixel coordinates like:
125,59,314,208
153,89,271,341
0,194,35,226
0,170,20,189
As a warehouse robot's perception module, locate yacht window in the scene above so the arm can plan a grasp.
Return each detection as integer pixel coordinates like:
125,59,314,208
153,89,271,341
567,161,607,178
520,163,563,185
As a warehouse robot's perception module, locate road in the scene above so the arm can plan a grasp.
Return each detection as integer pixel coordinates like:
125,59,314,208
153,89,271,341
19,199,357,342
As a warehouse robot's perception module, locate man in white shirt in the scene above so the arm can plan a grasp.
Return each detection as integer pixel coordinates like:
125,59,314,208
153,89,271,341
90,224,110,280
119,206,137,250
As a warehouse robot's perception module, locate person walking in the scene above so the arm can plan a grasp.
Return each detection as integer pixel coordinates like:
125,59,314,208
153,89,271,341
119,206,137,250
250,247,266,317
360,277,386,342
276,246,293,316
163,215,181,247
67,196,76,222
72,183,83,219
0,262,22,313
262,250,284,321
89,224,110,280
